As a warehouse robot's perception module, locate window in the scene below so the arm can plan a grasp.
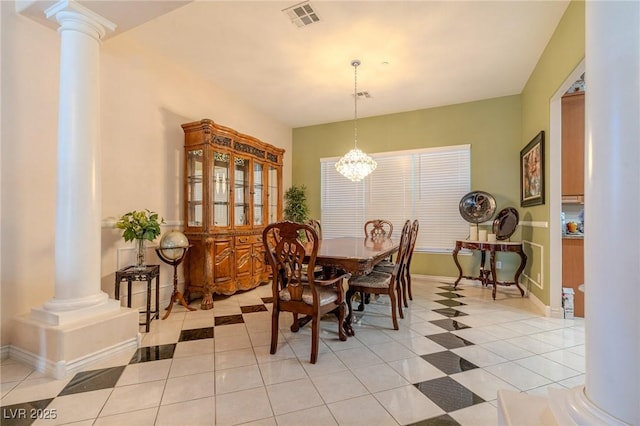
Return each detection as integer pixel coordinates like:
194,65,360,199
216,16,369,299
321,145,470,252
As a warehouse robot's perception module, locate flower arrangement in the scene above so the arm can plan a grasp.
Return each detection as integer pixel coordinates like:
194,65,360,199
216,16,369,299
116,209,165,242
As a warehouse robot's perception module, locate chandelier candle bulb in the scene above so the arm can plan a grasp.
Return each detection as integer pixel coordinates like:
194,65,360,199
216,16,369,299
469,225,478,241
478,229,488,242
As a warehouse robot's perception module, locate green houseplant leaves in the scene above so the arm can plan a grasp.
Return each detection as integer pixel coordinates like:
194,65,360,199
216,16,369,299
115,209,165,242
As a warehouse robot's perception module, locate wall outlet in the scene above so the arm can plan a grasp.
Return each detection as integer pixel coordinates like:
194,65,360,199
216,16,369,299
495,261,502,269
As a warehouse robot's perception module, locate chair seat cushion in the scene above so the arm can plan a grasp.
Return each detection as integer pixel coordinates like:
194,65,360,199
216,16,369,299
350,271,392,289
376,259,394,268
279,285,339,305
374,264,395,274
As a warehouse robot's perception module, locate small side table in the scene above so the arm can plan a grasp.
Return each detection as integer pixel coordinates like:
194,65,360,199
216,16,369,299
452,240,527,300
115,265,160,332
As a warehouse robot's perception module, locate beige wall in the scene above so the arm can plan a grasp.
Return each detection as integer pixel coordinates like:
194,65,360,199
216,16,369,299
0,3,292,347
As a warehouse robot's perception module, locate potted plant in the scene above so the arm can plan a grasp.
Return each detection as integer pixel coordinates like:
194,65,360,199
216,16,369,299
116,209,165,270
284,185,309,224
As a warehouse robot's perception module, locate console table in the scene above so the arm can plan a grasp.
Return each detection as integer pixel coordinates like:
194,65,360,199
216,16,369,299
452,240,527,300
115,265,160,332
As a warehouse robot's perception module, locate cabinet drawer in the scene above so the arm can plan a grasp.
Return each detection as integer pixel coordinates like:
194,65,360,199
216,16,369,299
235,234,263,245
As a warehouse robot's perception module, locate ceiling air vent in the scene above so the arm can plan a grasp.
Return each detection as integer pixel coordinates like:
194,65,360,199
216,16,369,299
356,91,372,99
283,1,320,28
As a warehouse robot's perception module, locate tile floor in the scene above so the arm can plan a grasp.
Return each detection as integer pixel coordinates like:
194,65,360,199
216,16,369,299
0,277,585,426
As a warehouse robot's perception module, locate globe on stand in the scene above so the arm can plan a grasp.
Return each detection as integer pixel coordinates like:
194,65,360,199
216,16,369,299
155,230,196,319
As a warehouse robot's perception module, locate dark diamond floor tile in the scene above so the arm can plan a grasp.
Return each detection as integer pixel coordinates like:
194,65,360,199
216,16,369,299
437,284,457,291
215,314,244,326
240,305,268,313
407,414,461,426
432,308,467,318
421,351,478,374
179,327,214,342
429,318,470,331
414,376,485,412
435,291,464,298
435,299,466,307
1,399,53,426
261,296,274,304
58,366,125,396
426,332,474,349
129,343,176,364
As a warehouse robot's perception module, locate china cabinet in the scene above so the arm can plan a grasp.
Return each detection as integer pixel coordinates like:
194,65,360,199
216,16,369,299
182,119,284,309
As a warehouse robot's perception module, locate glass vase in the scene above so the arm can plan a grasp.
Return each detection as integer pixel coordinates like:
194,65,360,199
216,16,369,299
135,238,146,271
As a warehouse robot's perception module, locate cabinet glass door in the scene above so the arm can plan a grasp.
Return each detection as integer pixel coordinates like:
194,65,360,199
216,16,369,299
267,165,279,224
211,151,230,227
234,156,250,226
253,162,264,226
186,149,204,227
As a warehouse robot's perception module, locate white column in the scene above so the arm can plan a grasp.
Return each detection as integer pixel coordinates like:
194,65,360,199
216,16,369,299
35,0,117,322
580,1,640,424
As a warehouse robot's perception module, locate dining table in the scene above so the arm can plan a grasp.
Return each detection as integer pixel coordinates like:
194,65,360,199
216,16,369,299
306,237,400,336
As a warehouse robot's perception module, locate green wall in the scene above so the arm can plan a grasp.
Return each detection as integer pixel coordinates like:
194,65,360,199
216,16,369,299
293,95,522,279
291,0,585,306
519,0,585,304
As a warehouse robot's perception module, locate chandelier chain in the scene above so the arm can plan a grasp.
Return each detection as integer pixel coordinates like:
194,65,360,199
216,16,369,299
354,60,358,148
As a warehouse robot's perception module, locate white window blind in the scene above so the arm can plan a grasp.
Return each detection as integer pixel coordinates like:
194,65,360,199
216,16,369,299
321,145,470,252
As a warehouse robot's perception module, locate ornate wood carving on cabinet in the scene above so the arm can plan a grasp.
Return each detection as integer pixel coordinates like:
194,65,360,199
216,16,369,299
182,119,284,309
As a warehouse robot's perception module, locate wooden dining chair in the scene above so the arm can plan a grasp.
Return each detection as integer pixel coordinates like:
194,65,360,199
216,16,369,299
403,220,419,304
359,219,394,309
364,219,393,240
347,221,411,330
263,221,348,364
305,219,322,240
374,219,410,310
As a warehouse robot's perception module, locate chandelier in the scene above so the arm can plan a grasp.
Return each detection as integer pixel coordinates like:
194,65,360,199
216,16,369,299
335,59,377,181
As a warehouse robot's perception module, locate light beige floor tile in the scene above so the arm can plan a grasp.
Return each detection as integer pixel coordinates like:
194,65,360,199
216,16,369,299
334,346,383,370
448,401,500,425
300,352,348,377
451,345,508,367
32,388,112,425
94,407,158,426
215,334,253,353
275,405,338,426
367,341,415,362
169,353,215,378
351,363,409,393
174,338,215,358
484,361,552,391
215,364,263,395
101,380,165,417
117,359,172,386
215,387,273,425
327,394,398,426
214,348,257,370
258,358,307,386
310,370,369,404
387,356,446,383
0,361,35,383
265,378,324,416
0,376,69,405
156,396,215,426
162,371,215,405
374,384,444,424
395,335,447,355
451,368,519,402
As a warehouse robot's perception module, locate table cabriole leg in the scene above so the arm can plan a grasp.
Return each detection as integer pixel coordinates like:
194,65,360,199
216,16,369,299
452,244,463,289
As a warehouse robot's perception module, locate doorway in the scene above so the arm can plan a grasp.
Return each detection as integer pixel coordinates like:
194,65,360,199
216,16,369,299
549,59,585,318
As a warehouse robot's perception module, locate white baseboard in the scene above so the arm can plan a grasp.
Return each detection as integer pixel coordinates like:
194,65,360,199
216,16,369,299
415,274,552,317
8,336,140,379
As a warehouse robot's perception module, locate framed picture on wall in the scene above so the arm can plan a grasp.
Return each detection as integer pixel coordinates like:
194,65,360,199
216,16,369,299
520,131,545,207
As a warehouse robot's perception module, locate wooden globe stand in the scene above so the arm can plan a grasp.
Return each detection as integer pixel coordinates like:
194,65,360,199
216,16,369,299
155,246,196,319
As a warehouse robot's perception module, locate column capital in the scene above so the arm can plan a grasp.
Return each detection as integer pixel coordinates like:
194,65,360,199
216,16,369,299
45,0,116,41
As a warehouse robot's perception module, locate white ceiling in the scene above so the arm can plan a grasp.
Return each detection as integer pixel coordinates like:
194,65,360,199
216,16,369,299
22,0,570,128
